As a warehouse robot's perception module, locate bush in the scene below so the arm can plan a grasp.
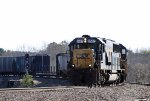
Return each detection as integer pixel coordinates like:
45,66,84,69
21,74,34,87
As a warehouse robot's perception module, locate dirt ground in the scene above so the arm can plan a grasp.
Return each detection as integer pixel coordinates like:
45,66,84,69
0,83,150,101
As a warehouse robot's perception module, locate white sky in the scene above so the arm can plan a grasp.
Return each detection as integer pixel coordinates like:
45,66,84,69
0,0,150,51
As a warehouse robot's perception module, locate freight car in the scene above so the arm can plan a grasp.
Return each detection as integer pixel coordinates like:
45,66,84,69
0,56,25,75
30,55,50,75
56,53,70,78
0,54,50,76
68,35,127,85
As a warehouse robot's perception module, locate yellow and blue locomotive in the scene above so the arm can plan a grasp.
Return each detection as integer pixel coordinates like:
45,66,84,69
68,35,127,85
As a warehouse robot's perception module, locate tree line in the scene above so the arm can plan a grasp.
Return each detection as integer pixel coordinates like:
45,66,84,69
127,49,150,84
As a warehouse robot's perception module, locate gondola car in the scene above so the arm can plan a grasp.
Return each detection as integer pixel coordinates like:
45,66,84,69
30,54,50,75
0,54,50,76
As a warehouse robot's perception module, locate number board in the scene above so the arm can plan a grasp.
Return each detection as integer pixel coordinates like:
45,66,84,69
87,39,96,43
76,39,84,43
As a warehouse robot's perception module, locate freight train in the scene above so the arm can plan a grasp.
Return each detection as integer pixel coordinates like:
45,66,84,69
1,35,127,86
67,35,127,85
0,54,50,76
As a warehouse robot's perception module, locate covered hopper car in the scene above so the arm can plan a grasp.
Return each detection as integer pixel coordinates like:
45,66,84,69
56,53,70,78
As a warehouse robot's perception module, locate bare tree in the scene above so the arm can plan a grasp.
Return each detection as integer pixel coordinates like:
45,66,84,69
46,41,69,73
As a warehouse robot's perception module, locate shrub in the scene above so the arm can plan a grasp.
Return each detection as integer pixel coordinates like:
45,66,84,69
21,74,34,87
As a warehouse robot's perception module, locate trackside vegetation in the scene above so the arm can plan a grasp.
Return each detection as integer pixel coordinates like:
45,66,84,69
21,74,34,87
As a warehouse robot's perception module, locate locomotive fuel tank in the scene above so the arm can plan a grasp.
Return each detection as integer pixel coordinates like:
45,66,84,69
108,74,119,82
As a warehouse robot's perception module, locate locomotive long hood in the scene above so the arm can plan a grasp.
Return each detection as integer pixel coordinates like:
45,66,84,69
72,49,94,69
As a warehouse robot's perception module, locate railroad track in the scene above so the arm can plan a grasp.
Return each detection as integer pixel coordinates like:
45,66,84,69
0,86,88,92
0,83,126,92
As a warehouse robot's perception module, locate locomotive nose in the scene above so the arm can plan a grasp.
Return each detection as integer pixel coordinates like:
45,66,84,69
72,49,94,69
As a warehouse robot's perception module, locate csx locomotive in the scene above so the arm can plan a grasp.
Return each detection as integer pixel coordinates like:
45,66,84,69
68,35,127,85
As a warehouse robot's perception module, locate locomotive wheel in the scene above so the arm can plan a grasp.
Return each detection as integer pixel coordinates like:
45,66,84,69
116,73,121,84
120,73,125,83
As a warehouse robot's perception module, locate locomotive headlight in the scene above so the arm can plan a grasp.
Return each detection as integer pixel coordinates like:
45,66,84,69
84,38,87,43
72,64,75,67
89,64,92,67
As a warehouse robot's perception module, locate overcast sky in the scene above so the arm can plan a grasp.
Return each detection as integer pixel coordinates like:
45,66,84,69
0,0,150,51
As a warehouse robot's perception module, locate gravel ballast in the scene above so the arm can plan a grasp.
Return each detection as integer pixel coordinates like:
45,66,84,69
0,83,150,101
